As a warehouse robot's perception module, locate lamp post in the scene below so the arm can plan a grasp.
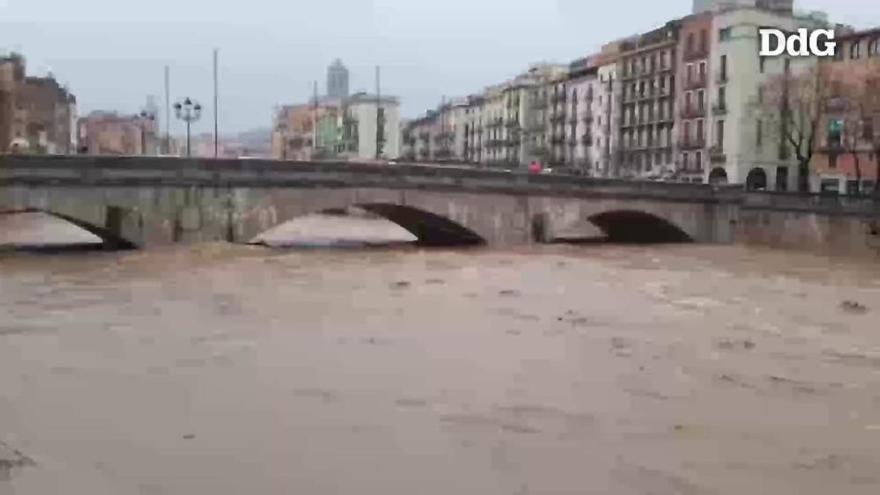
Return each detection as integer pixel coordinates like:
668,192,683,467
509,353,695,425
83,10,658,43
138,110,156,155
173,97,202,157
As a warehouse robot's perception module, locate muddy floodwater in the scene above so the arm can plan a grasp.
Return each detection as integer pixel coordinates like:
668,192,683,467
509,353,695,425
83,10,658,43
2,217,880,494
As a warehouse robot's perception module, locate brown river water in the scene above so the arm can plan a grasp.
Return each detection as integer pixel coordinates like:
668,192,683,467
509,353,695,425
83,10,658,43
2,213,880,494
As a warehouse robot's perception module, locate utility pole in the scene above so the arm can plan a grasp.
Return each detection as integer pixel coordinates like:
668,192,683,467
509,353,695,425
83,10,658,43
164,65,171,155
375,65,382,160
213,48,219,158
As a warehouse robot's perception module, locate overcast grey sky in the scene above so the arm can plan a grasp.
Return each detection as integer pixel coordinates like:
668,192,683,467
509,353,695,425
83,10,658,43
2,0,878,135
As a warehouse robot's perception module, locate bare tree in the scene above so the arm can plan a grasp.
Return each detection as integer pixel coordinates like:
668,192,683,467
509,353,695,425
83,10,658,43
862,67,880,196
753,64,833,192
824,58,880,197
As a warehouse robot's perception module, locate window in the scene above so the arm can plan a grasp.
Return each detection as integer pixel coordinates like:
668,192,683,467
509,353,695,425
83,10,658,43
697,89,705,111
719,27,732,41
756,119,763,147
720,55,728,81
697,119,704,142
716,120,725,149
699,61,706,80
869,39,880,57
687,33,695,53
700,29,708,52
847,180,860,195
718,86,726,109
686,91,693,110
695,151,703,171
851,41,862,59
682,152,690,170
687,63,694,83
684,121,692,142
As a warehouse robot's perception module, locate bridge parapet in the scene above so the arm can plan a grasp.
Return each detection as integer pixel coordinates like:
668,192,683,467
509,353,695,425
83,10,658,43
0,155,728,203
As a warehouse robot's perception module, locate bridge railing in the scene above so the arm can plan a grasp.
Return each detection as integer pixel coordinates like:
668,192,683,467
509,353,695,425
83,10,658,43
741,190,880,216
0,155,725,202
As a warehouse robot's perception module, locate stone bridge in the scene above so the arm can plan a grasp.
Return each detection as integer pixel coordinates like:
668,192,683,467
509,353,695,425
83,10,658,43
2,156,879,255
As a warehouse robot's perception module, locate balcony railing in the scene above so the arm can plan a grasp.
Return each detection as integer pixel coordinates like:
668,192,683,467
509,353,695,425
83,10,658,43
581,134,594,146
709,146,726,163
680,106,707,119
550,113,566,124
678,138,706,150
683,47,710,62
716,71,728,84
712,103,728,115
683,76,708,90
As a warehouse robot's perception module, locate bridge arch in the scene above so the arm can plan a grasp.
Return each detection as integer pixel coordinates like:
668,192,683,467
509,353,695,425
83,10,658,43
250,203,486,247
0,208,137,250
587,209,693,243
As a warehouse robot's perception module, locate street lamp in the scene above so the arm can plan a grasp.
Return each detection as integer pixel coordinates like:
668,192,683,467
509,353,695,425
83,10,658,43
138,110,156,155
174,97,202,157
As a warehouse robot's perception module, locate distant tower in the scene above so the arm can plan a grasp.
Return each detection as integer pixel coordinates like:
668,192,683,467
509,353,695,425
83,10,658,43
326,59,349,99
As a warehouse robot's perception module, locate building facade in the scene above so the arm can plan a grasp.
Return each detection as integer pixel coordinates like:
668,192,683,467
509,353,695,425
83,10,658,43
706,7,830,190
677,13,713,182
78,111,157,156
0,54,77,155
617,21,680,179
812,28,880,194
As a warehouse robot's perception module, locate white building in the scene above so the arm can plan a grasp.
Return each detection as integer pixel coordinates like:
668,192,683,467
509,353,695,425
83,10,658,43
344,92,400,161
707,7,829,190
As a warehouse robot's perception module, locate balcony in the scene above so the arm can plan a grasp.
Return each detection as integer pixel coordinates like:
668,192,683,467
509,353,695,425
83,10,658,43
551,92,566,104
678,138,706,150
716,71,728,85
680,106,706,119
709,146,726,163
505,118,519,129
550,113,566,124
581,134,594,146
683,76,708,90
683,47,710,62
712,103,728,116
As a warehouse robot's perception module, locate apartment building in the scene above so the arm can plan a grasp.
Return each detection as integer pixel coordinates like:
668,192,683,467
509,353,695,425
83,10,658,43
677,12,714,182
463,95,484,163
617,21,680,179
78,111,157,156
706,7,830,190
272,103,316,160
812,28,880,194
0,53,26,153
342,93,401,161
0,54,77,155
594,43,625,177
565,57,599,174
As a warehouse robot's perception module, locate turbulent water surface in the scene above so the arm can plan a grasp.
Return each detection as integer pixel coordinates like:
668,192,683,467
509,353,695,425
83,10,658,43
2,215,880,494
